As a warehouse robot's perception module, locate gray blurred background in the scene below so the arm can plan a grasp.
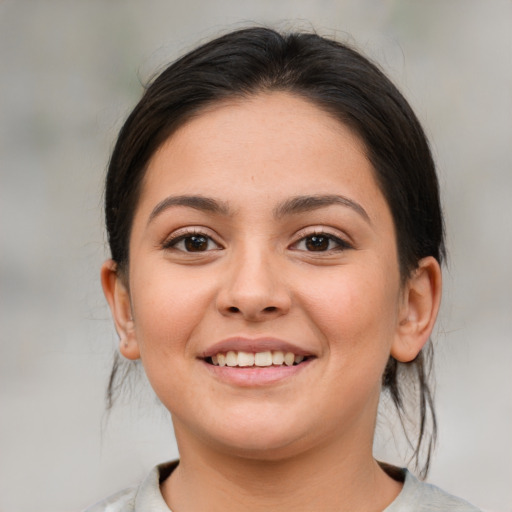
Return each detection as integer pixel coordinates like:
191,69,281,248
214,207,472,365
0,1,511,511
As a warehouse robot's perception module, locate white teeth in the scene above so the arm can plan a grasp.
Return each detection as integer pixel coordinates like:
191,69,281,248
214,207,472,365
272,351,284,365
238,351,255,367
254,351,272,367
226,351,237,367
209,350,308,367
284,352,295,366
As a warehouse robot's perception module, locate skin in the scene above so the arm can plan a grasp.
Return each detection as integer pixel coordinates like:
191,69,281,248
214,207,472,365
102,92,442,512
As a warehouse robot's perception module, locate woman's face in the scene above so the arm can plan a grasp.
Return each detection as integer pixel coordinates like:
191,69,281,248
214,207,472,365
112,93,412,459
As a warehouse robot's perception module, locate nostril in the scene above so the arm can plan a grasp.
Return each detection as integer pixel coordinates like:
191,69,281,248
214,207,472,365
263,306,277,313
228,306,240,313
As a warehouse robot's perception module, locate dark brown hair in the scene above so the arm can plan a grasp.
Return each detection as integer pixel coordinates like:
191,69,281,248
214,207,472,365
104,27,445,477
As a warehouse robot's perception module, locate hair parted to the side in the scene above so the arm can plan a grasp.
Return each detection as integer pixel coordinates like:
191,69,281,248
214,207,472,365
104,27,445,478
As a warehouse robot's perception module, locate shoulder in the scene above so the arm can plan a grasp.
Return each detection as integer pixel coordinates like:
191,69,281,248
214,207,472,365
83,487,136,512
84,461,178,512
386,470,482,512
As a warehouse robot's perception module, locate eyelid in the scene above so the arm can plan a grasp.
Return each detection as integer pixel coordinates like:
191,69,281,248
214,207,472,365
161,227,223,251
289,227,353,251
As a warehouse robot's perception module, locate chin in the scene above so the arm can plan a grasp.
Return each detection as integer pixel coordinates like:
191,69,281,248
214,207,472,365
199,415,316,461
215,434,308,462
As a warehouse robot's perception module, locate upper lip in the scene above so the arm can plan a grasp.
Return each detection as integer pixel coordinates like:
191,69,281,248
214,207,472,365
201,337,315,359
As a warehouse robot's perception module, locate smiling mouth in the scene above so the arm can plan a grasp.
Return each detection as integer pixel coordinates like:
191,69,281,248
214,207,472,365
204,350,313,368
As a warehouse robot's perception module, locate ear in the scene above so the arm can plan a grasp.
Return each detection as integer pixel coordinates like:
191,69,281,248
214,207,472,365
101,259,140,360
391,256,442,363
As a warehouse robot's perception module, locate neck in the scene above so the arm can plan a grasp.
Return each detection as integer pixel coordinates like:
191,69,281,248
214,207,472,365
161,423,402,512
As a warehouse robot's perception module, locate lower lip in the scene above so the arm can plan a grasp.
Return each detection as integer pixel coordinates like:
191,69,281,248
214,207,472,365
201,359,313,387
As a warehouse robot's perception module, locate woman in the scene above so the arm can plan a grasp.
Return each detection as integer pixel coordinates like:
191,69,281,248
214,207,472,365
88,27,480,511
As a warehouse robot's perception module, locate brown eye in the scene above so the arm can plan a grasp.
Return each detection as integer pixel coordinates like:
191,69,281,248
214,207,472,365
164,232,221,252
305,235,330,251
292,232,352,253
184,235,209,252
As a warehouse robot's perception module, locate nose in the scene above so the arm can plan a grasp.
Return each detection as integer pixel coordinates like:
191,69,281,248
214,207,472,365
216,247,291,322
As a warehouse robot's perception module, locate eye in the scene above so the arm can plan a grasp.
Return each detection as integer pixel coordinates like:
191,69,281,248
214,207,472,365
164,232,221,252
292,233,351,252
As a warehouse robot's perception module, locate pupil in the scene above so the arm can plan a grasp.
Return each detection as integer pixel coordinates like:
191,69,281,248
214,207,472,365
185,235,207,252
306,235,329,251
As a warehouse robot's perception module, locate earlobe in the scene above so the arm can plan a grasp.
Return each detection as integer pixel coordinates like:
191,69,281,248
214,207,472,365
391,256,442,363
100,259,141,360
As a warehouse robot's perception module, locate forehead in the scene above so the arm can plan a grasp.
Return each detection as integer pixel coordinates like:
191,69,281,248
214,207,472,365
138,92,388,220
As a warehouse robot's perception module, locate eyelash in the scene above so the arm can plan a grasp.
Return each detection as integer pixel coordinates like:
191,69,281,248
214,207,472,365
291,231,352,253
162,229,222,253
162,229,352,254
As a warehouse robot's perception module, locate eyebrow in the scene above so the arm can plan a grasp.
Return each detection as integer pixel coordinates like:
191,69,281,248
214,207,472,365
273,194,371,223
148,193,370,224
148,195,231,223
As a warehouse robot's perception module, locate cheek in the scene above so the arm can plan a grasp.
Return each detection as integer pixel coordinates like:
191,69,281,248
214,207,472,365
130,262,216,357
297,263,400,359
